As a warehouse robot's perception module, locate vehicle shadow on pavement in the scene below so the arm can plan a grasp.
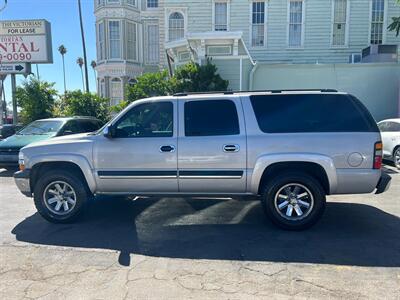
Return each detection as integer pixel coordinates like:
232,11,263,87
0,167,18,177
12,196,400,267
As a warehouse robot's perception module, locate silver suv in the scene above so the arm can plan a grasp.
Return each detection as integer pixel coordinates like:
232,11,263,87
14,90,391,230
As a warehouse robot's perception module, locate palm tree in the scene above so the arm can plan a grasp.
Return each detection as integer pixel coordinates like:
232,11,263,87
388,0,400,36
58,45,67,94
90,60,97,88
76,57,85,91
78,0,90,93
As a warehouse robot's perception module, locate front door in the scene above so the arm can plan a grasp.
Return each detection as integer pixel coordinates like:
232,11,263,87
94,100,178,193
177,98,247,193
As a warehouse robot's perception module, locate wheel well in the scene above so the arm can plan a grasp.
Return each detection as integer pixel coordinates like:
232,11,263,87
393,145,400,156
30,161,90,194
258,162,330,195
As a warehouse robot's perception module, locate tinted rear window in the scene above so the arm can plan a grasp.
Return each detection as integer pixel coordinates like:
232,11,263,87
185,100,240,136
250,94,378,133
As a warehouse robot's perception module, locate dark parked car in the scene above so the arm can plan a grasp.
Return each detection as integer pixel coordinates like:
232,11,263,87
0,124,23,141
0,117,103,167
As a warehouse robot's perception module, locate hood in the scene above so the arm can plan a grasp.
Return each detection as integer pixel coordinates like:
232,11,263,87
23,132,94,149
0,133,55,149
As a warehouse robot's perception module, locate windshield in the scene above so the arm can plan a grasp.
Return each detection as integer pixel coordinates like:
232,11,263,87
17,120,64,135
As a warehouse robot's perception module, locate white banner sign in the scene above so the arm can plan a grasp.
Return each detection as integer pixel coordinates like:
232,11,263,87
0,19,52,64
0,35,49,63
0,20,47,35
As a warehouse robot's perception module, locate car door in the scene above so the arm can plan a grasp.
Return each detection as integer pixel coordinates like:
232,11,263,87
93,100,178,193
177,97,247,193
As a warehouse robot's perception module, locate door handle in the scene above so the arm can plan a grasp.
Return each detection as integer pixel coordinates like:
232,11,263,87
160,145,175,153
223,144,240,152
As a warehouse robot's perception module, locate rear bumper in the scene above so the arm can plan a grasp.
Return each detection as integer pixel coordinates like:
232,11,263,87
375,172,391,194
14,169,32,197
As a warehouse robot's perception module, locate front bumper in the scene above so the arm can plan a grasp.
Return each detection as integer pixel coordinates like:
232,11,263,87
14,169,32,197
375,172,391,194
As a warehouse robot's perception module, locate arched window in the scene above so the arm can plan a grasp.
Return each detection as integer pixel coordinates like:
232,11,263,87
110,78,122,106
100,79,106,98
128,78,137,86
168,12,184,41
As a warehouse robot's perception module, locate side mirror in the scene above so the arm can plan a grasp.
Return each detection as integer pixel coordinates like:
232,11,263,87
103,124,115,138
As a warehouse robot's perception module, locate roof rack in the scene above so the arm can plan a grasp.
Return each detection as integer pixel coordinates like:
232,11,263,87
173,89,338,97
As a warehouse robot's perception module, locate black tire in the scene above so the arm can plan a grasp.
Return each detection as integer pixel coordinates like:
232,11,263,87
261,172,326,230
33,170,89,223
394,147,400,170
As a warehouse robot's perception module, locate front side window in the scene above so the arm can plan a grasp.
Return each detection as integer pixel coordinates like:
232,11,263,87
185,100,239,136
126,22,137,61
380,122,400,132
332,0,348,46
146,24,159,63
288,0,303,47
251,1,265,47
147,0,158,8
214,2,228,31
371,0,385,44
109,20,121,59
168,12,185,41
97,22,105,60
115,102,173,138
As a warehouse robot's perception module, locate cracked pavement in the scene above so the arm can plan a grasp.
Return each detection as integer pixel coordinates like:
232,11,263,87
1,165,399,299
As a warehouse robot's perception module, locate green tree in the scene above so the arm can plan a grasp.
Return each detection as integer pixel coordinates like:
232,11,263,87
57,90,110,122
173,60,229,93
125,70,173,103
388,0,400,36
16,78,57,124
58,45,67,94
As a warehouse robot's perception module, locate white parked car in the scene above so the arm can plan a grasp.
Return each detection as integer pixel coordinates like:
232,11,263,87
378,118,400,169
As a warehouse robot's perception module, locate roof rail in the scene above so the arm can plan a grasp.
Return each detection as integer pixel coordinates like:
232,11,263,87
173,89,338,97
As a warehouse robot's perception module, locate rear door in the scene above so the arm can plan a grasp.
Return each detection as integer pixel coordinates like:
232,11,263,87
177,97,247,193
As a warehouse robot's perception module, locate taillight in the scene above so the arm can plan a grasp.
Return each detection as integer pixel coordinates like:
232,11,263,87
373,142,382,169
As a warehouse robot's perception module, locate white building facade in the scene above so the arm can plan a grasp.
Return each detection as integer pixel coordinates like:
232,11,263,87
95,0,400,105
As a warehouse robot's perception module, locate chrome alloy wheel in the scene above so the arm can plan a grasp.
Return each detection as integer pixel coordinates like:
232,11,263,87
43,181,77,215
274,183,314,221
395,148,400,169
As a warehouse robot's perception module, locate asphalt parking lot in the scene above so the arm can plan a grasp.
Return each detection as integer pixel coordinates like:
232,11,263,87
1,165,399,299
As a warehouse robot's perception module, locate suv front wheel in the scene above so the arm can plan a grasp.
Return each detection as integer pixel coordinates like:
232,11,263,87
33,170,89,223
261,172,326,230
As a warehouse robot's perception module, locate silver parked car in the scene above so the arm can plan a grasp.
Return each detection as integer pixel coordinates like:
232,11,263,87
14,90,391,230
378,118,400,169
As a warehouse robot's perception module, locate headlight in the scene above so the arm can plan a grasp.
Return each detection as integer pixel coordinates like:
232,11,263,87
18,152,25,171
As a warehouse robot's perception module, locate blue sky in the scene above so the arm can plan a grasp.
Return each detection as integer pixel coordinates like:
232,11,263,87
1,0,97,105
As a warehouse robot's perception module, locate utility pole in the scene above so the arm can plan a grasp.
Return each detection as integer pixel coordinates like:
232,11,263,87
11,74,17,125
78,0,90,93
0,75,6,125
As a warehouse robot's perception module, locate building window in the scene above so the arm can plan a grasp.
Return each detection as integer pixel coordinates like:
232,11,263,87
109,20,121,59
147,0,158,8
97,0,105,7
128,78,137,86
110,78,122,106
288,0,304,47
168,12,185,41
127,22,137,61
126,0,135,6
332,0,348,46
97,22,105,60
107,0,120,4
371,0,385,44
100,79,106,98
251,1,265,47
214,1,228,31
146,24,159,64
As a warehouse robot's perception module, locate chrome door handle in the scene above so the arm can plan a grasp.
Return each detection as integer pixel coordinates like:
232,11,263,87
223,144,240,152
160,145,175,153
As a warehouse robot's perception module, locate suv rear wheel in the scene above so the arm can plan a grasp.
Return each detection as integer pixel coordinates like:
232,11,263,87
261,172,326,230
33,170,88,223
394,147,400,169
